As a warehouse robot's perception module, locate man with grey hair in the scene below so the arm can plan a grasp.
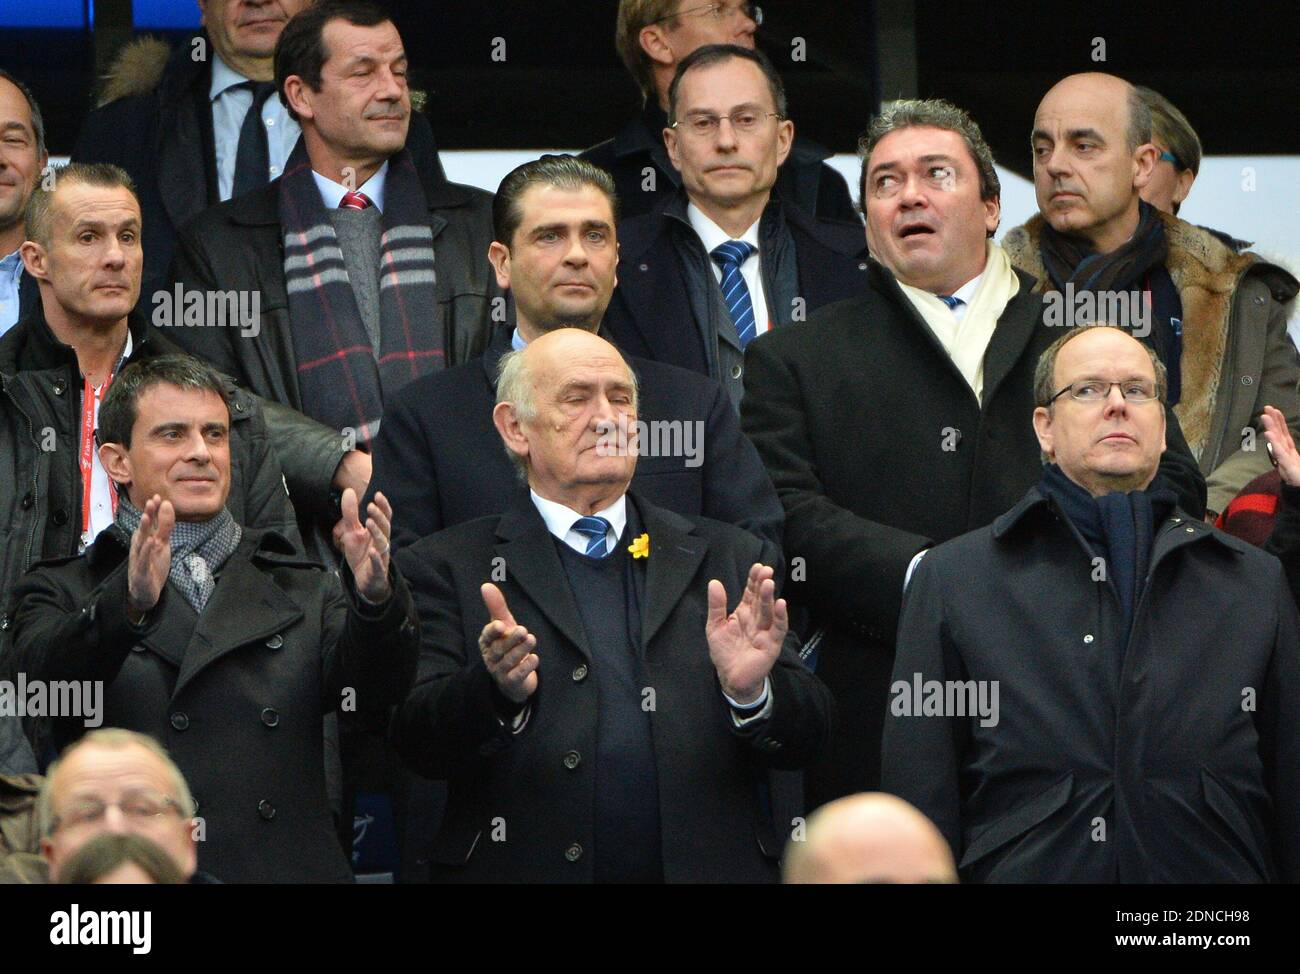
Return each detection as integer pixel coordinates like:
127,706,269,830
742,98,1205,808
1004,71,1300,520
883,324,1300,882
392,327,831,883
0,68,48,334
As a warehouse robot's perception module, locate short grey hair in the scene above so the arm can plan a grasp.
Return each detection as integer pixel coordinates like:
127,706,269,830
37,729,197,837
1033,324,1167,410
1136,85,1200,176
24,161,139,249
0,68,46,159
859,98,1001,213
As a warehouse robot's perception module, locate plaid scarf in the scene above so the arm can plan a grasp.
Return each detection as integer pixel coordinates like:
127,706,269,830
115,498,242,614
1039,199,1169,296
279,140,443,445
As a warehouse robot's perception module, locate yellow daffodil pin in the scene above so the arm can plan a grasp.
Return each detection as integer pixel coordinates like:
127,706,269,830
628,533,650,559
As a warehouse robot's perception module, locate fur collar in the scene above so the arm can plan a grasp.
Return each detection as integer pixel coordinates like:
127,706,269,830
1002,211,1278,461
98,36,173,106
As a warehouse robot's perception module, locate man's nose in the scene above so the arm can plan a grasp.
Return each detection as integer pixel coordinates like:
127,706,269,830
563,235,589,265
185,432,213,462
374,65,404,102
1102,385,1130,416
101,804,131,834
714,116,740,150
1042,144,1071,177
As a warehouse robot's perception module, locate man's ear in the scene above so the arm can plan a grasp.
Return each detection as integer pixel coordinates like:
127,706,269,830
984,194,1002,238
98,441,131,490
19,241,48,282
1172,169,1195,208
775,118,795,168
282,76,313,122
1131,142,1159,191
487,241,512,291
638,24,675,68
1032,405,1055,459
492,401,529,465
612,240,620,291
664,126,682,174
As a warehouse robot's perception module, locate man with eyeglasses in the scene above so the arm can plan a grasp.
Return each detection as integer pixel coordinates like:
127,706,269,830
881,324,1300,883
3,729,200,884
582,1,857,223
601,43,870,407
740,99,1204,810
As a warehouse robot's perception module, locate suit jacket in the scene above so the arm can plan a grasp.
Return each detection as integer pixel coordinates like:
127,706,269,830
602,190,871,405
581,101,859,223
366,326,783,552
883,487,1300,882
393,493,833,883
10,524,420,883
740,262,1207,804
72,31,450,306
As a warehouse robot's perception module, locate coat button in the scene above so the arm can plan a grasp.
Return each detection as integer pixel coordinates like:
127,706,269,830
52,379,66,395
0,615,8,631
1241,375,1254,386
261,707,280,728
572,664,588,682
730,364,742,380
1254,295,1265,305
1185,526,1195,534
131,643,146,653
1083,634,1094,644
858,261,868,270
170,712,190,731
564,843,583,862
20,493,32,510
563,750,581,770
265,634,283,649
51,508,68,526
233,400,244,412
638,263,649,272
258,799,276,821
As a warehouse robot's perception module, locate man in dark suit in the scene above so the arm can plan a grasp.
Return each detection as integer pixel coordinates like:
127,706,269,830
600,44,870,406
740,99,1207,808
581,0,856,223
394,327,831,882
11,354,419,882
368,154,782,552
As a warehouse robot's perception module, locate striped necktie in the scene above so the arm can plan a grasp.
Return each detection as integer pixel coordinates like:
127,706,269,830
571,516,612,558
340,190,373,210
710,240,759,348
938,294,963,310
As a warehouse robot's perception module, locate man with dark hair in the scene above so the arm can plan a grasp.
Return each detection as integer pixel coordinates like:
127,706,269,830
11,353,419,883
0,69,48,334
741,99,1205,807
1004,71,1300,519
170,0,499,470
602,44,870,407
0,163,350,775
582,1,856,222
883,326,1299,883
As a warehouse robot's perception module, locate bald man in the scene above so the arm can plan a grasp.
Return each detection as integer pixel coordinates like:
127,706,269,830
783,793,956,884
393,328,832,883
1004,71,1300,518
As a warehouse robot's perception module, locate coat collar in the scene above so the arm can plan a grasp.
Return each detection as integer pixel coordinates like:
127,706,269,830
492,491,709,658
0,306,152,379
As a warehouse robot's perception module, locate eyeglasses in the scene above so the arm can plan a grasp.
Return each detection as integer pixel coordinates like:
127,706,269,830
653,2,763,27
1157,148,1184,169
51,791,186,833
672,109,782,137
1047,379,1161,405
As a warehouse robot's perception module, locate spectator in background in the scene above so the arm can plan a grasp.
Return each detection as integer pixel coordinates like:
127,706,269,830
0,69,47,334
56,830,187,884
1003,71,1300,519
783,793,957,884
582,1,856,223
601,44,869,407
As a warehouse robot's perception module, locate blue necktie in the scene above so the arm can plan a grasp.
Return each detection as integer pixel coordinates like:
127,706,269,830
938,294,963,310
571,516,612,558
710,240,759,348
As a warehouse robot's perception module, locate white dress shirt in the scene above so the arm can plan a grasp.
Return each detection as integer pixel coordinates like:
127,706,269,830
312,161,389,213
530,490,626,555
85,329,134,548
209,54,300,200
687,203,771,337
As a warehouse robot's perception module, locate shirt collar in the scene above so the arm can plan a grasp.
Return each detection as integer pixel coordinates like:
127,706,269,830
1,248,23,282
311,160,388,213
687,201,760,257
529,489,628,545
209,53,251,101
950,268,984,306
511,327,527,351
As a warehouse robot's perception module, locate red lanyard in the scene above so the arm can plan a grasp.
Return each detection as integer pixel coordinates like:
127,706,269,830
80,371,118,538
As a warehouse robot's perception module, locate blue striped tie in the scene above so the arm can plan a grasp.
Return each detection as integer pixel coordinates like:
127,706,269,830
571,516,612,558
938,294,963,310
710,240,759,348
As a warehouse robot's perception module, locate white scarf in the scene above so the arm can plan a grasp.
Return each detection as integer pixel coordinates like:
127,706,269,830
897,241,1020,402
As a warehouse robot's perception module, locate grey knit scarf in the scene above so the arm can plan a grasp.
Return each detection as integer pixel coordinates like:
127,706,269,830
115,498,242,613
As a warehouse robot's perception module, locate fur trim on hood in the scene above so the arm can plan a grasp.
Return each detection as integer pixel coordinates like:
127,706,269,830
98,36,172,107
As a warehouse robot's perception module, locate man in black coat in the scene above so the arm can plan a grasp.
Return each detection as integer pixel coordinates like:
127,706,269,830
368,154,782,552
11,354,419,883
740,100,1206,808
394,328,831,882
600,44,870,407
882,325,1299,883
581,0,856,223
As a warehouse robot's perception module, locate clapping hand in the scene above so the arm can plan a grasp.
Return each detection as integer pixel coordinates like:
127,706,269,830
706,563,787,705
478,583,539,704
336,488,392,604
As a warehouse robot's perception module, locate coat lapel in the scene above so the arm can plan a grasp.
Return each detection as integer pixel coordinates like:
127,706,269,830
980,273,1045,406
635,498,708,650
172,544,304,699
495,505,593,662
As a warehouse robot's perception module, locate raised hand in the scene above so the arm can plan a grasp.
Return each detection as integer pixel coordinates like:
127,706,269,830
478,582,539,704
1261,405,1300,487
706,563,787,704
127,494,175,616
336,488,392,603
